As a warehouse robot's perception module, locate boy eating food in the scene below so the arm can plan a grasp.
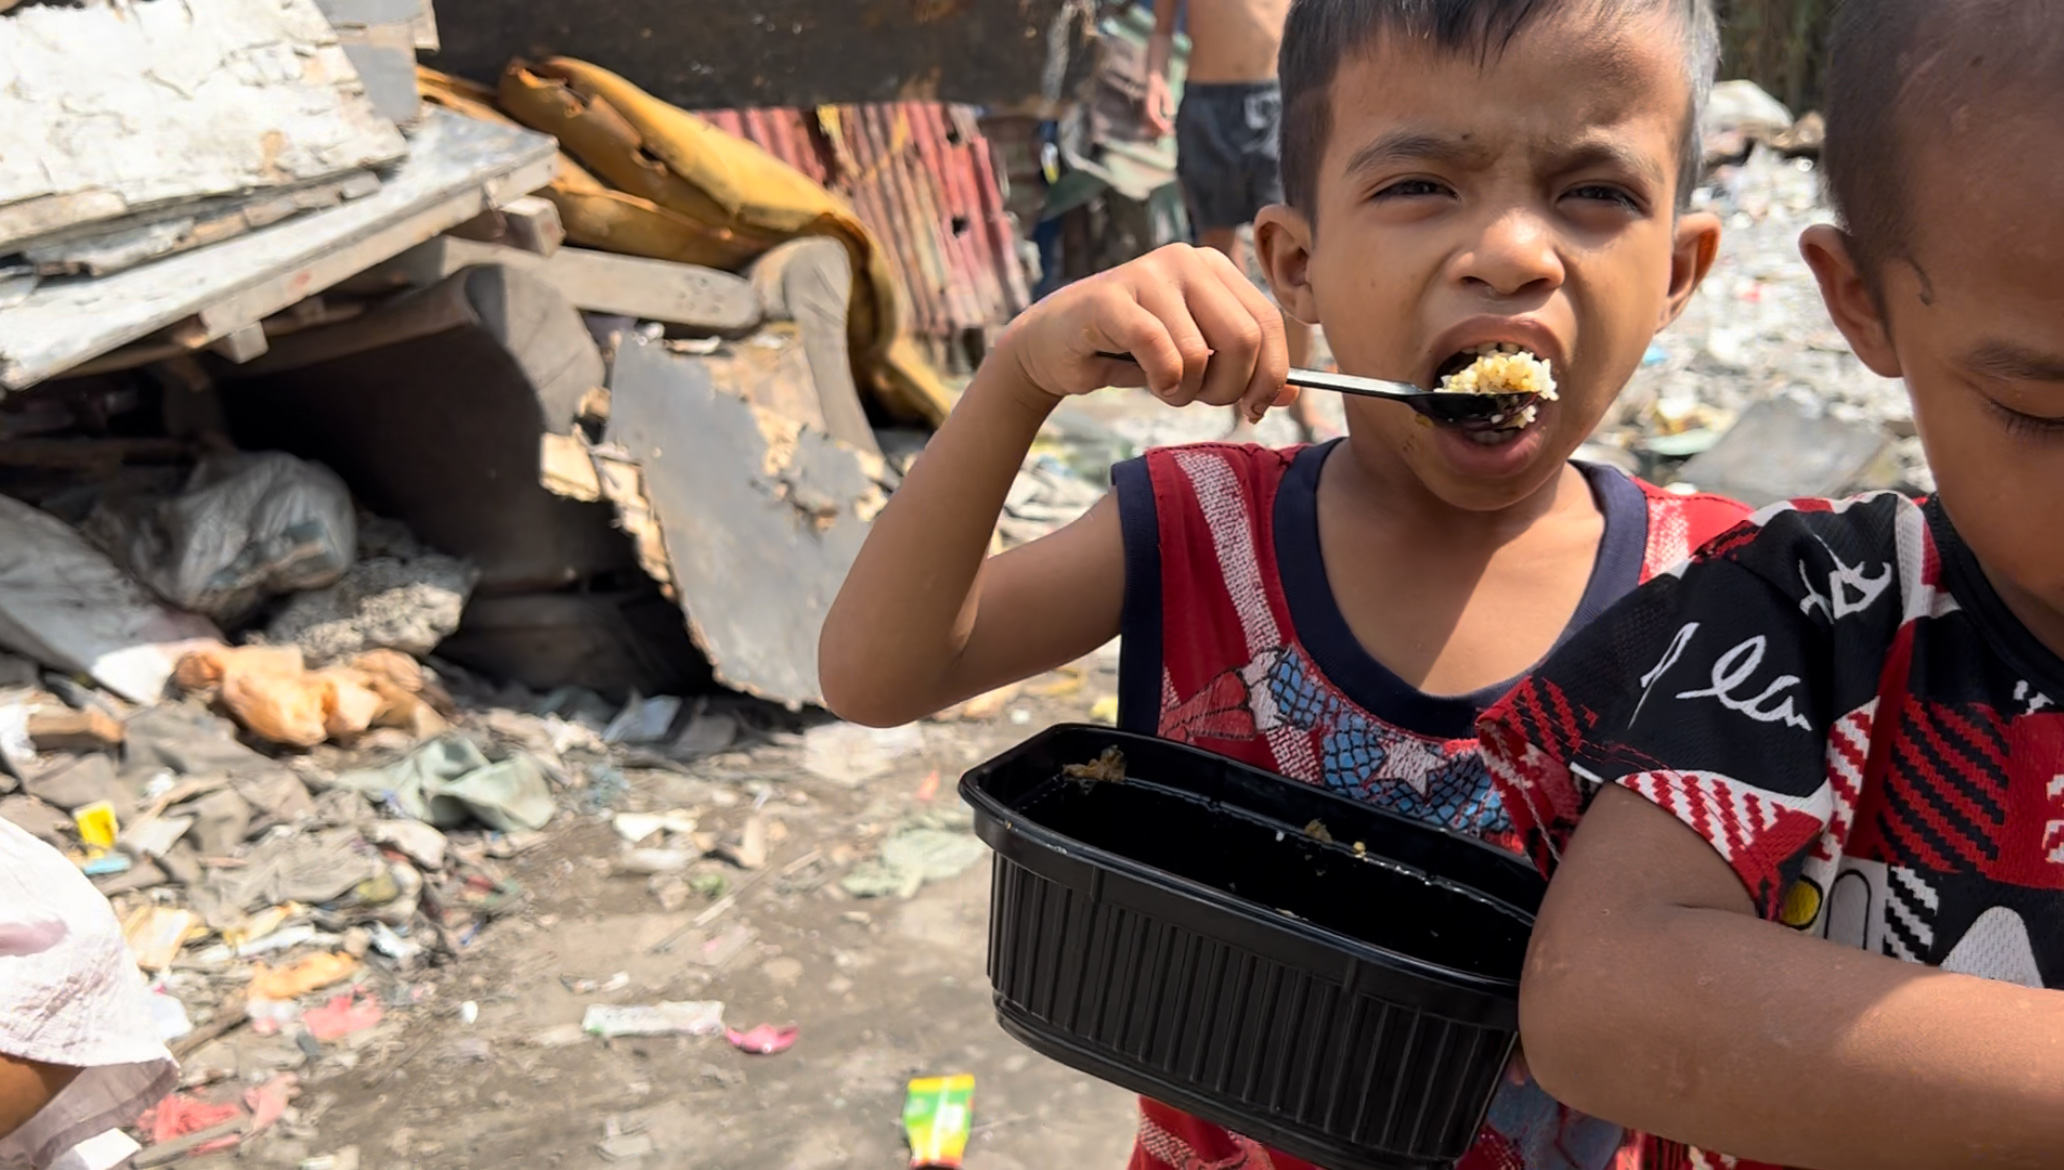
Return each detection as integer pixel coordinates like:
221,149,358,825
821,0,1743,1166
1478,1,2064,1166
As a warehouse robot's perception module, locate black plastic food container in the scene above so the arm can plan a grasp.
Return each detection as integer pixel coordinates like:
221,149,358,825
961,726,1547,1170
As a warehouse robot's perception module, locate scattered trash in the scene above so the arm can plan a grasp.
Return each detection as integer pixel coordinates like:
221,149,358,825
604,694,682,744
802,722,925,787
582,1001,726,1040
598,1132,656,1162
300,1148,361,1170
718,815,768,870
724,1023,799,1055
124,905,203,972
175,644,446,748
1089,695,1119,725
139,1093,244,1153
459,1000,480,1025
612,809,698,845
148,989,194,1043
332,735,554,832
620,848,695,875
530,1023,589,1049
26,706,123,753
366,922,424,965
841,825,987,900
73,799,118,851
244,1072,301,1135
366,819,449,870
303,993,384,1041
249,952,359,1002
903,1075,976,1169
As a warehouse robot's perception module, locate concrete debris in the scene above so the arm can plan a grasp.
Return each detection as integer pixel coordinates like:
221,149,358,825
265,551,477,665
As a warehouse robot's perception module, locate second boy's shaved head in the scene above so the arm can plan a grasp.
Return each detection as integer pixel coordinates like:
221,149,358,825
1824,0,2064,300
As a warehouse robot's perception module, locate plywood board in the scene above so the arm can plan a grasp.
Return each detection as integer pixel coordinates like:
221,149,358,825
0,111,558,392
0,0,409,246
605,336,891,709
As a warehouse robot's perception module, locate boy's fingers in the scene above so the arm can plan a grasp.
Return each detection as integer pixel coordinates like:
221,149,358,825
1180,270,1264,411
1132,281,1213,405
1201,250,1291,422
1093,296,1186,399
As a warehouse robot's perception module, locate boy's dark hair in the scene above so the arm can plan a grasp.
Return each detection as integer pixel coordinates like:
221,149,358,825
1823,0,2064,301
1279,0,1720,216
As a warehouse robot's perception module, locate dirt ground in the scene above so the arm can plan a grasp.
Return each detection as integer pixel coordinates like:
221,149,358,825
258,660,1140,1170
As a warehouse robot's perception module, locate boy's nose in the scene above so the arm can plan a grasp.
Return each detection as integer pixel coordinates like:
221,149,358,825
1457,210,1565,300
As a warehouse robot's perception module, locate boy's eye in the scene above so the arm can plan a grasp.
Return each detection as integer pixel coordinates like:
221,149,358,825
1373,178,1450,200
1983,395,2064,440
1564,184,1642,211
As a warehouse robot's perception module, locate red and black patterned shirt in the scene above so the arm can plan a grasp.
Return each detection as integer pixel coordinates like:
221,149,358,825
1480,492,2064,1170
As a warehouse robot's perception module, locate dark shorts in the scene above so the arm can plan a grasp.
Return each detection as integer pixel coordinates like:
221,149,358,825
1175,81,1284,233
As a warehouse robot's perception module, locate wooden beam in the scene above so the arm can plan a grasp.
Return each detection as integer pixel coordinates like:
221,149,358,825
351,237,762,335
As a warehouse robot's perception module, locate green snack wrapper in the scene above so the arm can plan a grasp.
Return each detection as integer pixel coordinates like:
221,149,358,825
902,1074,974,1168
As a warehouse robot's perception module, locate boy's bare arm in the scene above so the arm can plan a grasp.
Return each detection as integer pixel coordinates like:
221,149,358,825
817,371,1125,727
0,1055,77,1139
1523,786,2064,1169
818,245,1286,728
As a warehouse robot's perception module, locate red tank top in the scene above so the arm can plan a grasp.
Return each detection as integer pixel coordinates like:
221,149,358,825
1108,441,1750,1170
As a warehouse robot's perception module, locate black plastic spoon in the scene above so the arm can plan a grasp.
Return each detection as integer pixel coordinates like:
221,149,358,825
1095,351,1536,426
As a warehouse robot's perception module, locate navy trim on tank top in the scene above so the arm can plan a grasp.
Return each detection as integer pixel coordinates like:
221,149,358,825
1113,455,1165,736
1272,441,1649,741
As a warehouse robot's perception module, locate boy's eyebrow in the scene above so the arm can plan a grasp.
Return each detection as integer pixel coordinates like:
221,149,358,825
1546,139,1667,189
1342,129,1667,189
1964,340,2064,383
1341,129,1497,178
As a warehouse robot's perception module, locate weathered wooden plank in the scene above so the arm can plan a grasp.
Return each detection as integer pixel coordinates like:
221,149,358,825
0,111,558,393
352,237,761,334
21,172,383,278
447,196,566,257
0,0,407,246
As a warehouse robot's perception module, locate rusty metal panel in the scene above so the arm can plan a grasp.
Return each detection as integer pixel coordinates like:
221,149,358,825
694,100,1031,345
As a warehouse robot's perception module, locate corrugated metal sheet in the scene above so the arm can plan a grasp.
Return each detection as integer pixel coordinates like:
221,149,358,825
700,103,1031,344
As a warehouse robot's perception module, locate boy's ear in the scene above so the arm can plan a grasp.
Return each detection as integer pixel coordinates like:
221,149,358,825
1799,224,1902,379
1254,204,1320,326
1661,210,1722,328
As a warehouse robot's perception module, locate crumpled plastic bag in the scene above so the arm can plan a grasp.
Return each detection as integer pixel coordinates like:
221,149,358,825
331,735,555,832
0,495,220,702
90,452,357,624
